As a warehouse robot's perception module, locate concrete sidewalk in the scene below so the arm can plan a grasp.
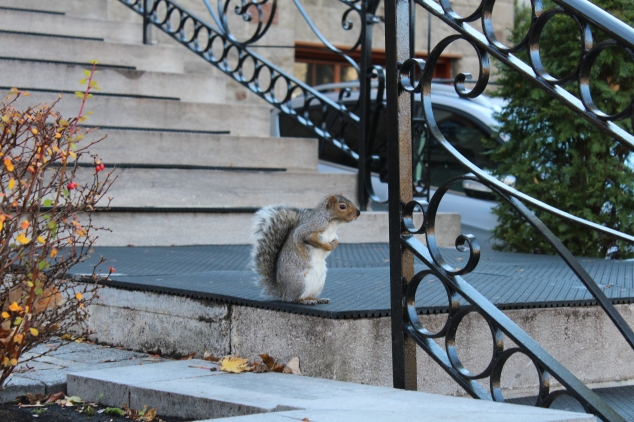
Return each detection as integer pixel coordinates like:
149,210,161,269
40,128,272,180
66,358,595,422
1,340,596,421
0,339,166,403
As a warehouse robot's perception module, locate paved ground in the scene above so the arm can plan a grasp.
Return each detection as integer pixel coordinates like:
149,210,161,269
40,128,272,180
4,340,634,420
0,339,168,404
66,358,596,422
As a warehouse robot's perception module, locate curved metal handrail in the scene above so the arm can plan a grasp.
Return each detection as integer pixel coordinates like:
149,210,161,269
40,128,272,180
118,0,387,207
397,174,632,421
414,0,634,149
387,0,634,420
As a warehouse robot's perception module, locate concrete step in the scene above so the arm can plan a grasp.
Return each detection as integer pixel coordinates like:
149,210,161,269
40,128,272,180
0,58,226,104
82,131,318,172
80,271,634,409
74,168,356,209
85,211,459,246
0,7,141,44
11,91,270,136
0,31,185,73
66,360,594,421
0,0,108,20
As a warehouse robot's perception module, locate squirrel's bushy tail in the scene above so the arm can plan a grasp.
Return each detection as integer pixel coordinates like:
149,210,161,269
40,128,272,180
251,205,306,297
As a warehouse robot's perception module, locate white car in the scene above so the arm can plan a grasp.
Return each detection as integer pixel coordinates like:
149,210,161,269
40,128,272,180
271,82,514,200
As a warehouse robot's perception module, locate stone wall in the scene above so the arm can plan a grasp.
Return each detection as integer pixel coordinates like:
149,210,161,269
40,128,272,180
88,286,634,398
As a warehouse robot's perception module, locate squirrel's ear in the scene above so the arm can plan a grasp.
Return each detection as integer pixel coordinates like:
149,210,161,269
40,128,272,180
327,195,337,208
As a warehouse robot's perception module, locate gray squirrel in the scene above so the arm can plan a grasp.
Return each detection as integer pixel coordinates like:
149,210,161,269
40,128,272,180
251,194,360,305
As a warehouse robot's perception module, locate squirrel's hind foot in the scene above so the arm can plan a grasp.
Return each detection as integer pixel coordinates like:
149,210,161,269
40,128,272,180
296,297,330,305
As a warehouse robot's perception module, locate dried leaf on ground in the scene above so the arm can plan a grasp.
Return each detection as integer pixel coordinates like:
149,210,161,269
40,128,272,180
180,352,196,360
259,353,275,370
219,355,251,373
143,407,157,421
203,351,219,362
45,392,64,403
251,361,269,373
271,363,285,373
283,357,302,375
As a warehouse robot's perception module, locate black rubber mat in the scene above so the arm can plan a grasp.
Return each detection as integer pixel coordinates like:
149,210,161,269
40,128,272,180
70,244,634,320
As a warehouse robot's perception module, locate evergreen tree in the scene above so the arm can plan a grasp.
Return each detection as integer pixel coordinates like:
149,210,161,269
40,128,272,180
489,0,634,258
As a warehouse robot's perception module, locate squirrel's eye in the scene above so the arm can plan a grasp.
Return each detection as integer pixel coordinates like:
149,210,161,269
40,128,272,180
339,204,347,210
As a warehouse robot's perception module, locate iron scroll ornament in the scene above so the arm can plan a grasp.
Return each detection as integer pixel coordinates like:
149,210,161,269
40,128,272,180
399,178,626,421
118,0,387,205
398,1,634,349
397,1,634,418
398,38,634,419
414,0,634,149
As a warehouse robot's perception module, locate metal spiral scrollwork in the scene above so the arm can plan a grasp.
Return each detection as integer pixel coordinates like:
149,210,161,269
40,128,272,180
119,0,385,209
399,181,625,421
388,2,634,419
217,0,277,45
415,0,634,147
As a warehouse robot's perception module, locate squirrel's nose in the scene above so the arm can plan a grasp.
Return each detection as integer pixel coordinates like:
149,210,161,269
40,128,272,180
356,209,361,217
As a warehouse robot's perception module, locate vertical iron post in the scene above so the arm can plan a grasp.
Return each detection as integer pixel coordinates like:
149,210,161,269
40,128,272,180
424,10,431,202
143,0,153,45
357,0,374,211
385,0,417,390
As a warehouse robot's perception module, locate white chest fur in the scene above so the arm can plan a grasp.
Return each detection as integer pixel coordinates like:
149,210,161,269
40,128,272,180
301,220,341,299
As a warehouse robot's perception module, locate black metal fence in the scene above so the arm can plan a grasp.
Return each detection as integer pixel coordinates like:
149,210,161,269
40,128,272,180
385,0,634,420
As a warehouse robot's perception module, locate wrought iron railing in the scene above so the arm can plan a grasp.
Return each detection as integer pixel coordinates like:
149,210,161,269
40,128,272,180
385,0,634,421
117,0,634,419
118,0,384,209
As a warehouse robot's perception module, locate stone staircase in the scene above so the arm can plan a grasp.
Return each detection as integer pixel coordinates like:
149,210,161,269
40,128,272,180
0,0,361,246
0,0,459,246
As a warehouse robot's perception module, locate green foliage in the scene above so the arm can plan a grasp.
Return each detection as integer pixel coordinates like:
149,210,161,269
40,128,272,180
105,407,125,417
82,405,96,416
489,0,634,258
31,408,47,415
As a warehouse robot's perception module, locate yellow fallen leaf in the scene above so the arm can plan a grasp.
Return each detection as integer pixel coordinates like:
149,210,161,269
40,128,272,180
31,128,38,135
69,150,76,159
219,356,251,374
144,408,157,421
1,312,9,319
14,333,23,343
10,358,17,366
75,293,82,300
20,220,29,230
37,236,45,244
29,328,38,336
8,178,15,189
50,248,58,258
